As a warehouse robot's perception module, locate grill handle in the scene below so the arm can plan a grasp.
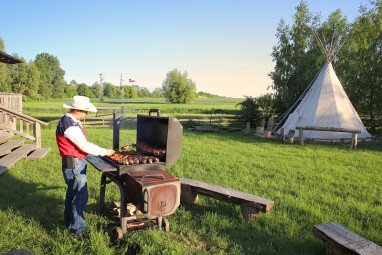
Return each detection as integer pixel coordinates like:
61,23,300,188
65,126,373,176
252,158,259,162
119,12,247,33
140,174,165,181
149,108,161,117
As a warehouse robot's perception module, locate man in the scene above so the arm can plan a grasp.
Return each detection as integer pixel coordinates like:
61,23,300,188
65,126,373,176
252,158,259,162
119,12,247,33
56,96,114,237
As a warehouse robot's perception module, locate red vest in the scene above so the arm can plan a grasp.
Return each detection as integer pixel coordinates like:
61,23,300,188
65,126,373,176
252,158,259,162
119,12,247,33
56,131,88,159
56,114,88,159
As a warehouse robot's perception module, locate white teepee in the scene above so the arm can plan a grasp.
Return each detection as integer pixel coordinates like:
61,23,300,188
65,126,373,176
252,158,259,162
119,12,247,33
280,61,372,140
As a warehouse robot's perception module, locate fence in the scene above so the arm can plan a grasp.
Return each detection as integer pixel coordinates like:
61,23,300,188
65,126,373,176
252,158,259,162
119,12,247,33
0,93,22,129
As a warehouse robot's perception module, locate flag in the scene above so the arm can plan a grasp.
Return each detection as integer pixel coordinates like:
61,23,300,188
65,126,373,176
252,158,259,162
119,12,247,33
129,78,135,83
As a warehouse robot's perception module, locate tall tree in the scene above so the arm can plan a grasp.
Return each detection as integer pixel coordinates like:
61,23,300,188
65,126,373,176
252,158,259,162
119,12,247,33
123,85,138,98
25,62,40,99
8,57,28,94
337,0,382,130
0,38,11,92
90,82,101,98
103,82,118,98
269,1,320,115
162,69,196,104
34,53,65,98
77,83,94,98
0,38,5,51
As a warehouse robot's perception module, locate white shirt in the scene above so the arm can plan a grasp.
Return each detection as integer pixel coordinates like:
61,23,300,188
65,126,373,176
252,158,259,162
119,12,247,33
64,113,108,156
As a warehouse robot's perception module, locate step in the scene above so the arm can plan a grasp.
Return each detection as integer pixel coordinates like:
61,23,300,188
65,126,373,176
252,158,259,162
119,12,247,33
27,147,51,160
0,131,13,144
0,144,36,169
0,140,25,157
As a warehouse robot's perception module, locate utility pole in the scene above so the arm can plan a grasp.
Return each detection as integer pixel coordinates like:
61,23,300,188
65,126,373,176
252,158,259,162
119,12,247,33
120,73,124,99
99,73,104,102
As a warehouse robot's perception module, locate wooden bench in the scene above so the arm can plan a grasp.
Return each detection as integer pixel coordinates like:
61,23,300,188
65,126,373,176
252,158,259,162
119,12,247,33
180,178,274,220
313,222,382,255
296,126,361,149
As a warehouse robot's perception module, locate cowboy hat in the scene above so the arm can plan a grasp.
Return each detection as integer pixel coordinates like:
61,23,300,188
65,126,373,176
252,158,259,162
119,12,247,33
63,96,97,113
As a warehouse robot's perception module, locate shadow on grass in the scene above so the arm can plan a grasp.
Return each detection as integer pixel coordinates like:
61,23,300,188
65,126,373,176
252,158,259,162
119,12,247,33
180,201,324,254
182,128,382,152
0,172,65,231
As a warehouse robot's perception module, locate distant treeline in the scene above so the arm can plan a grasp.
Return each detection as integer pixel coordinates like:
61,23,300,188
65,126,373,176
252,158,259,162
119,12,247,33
0,38,224,101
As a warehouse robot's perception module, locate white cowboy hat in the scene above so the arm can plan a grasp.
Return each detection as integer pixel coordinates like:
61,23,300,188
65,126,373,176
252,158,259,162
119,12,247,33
63,96,97,113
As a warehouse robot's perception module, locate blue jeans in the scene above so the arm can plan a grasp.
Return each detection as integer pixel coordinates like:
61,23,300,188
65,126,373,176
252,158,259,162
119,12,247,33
62,158,88,237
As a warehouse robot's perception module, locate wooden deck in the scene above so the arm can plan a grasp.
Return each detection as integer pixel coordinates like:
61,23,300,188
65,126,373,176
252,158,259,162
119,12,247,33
27,148,51,160
0,144,36,169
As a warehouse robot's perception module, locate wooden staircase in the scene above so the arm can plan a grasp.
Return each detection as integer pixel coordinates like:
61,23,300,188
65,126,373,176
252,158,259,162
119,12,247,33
0,107,51,175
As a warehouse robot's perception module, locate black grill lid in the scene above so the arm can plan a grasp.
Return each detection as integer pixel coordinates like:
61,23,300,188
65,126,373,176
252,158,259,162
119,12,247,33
136,109,182,166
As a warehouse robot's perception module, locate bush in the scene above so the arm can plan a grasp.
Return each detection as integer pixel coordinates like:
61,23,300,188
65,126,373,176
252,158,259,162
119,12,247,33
162,69,196,104
236,96,262,127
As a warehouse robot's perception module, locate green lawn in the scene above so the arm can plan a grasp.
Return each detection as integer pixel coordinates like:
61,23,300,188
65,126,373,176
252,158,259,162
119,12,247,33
0,124,381,254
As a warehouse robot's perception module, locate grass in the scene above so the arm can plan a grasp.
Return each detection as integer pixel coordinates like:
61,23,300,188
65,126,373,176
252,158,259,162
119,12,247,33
22,97,242,129
1,128,382,254
1,98,382,254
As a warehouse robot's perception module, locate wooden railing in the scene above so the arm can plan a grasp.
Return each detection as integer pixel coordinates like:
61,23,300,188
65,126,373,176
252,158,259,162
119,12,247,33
0,106,48,148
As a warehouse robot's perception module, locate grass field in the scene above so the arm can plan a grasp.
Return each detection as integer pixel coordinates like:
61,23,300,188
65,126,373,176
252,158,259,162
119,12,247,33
1,98,382,254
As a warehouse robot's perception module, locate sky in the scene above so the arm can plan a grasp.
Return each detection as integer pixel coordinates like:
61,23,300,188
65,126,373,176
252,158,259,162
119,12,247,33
1,0,371,98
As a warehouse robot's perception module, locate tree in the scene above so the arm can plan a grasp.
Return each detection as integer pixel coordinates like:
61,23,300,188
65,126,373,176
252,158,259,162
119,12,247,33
8,57,28,94
24,62,40,99
138,87,151,98
90,82,101,98
77,83,94,98
269,1,320,115
123,85,138,98
162,69,196,104
0,38,11,92
0,38,5,51
337,0,382,130
256,93,275,119
103,82,118,98
64,84,77,98
34,53,65,98
236,96,262,127
0,63,12,92
151,87,164,98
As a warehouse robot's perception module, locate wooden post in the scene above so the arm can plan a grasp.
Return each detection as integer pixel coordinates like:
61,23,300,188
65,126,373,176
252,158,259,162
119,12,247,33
245,122,250,134
25,121,30,135
299,128,304,145
113,113,121,150
279,128,285,141
34,123,41,149
5,113,9,127
19,119,23,133
351,133,358,149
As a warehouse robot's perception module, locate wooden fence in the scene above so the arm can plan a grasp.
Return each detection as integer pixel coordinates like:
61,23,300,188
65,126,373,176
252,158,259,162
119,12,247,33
0,93,22,129
0,106,48,148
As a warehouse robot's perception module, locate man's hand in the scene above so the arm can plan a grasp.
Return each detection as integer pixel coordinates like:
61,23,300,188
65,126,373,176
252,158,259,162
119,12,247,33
106,149,115,156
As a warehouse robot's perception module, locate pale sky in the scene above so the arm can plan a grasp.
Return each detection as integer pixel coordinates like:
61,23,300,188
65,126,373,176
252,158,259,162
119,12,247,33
1,0,370,98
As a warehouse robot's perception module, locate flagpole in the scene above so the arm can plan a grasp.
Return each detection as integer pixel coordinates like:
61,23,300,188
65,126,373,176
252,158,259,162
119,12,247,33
120,74,124,98
99,73,104,102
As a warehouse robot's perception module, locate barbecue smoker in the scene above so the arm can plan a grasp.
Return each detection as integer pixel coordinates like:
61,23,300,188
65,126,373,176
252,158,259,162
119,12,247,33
91,109,182,238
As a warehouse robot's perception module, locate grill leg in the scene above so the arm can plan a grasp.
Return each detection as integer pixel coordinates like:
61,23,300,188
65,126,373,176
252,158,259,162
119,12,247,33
157,216,163,230
99,173,107,213
101,172,129,235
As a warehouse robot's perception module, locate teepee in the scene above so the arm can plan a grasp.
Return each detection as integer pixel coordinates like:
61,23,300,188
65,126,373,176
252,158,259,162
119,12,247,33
277,34,372,140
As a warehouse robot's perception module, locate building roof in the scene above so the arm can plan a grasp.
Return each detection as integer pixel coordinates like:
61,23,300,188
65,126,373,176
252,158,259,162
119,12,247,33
0,50,22,64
